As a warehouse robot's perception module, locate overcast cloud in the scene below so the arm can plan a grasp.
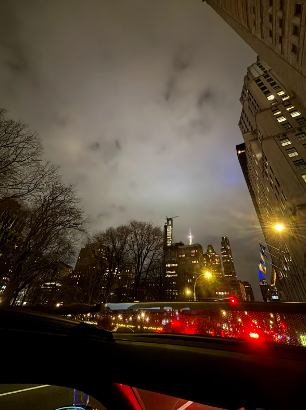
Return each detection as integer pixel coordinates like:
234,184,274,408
0,0,266,299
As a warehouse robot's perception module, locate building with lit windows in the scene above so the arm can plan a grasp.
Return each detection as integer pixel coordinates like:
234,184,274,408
206,0,306,106
242,281,255,301
236,58,306,301
220,236,243,299
203,245,223,277
164,241,183,301
164,241,205,301
221,236,237,280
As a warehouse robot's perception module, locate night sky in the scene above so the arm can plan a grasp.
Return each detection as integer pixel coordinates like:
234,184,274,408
0,0,266,299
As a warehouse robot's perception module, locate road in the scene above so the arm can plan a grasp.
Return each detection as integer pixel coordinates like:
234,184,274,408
0,384,106,410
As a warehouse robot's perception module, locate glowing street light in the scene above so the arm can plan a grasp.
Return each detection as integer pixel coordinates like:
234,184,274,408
274,224,284,231
186,289,191,295
194,271,212,301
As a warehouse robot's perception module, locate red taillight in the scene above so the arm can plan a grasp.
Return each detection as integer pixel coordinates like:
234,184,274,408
229,296,238,305
249,332,259,339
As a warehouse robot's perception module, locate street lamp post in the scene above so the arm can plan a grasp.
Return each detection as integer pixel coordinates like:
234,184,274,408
193,272,211,301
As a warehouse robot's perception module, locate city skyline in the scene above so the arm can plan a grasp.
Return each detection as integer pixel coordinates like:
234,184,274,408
0,0,264,299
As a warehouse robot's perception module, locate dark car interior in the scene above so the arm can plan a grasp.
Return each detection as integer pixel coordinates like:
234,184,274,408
1,305,306,410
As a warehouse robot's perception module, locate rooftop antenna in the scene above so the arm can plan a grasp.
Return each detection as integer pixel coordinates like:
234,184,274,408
189,227,192,245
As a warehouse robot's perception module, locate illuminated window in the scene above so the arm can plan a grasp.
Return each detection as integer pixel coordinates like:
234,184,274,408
277,91,285,96
302,175,306,182
267,95,275,101
286,147,298,157
273,109,281,115
286,104,295,111
279,137,291,146
276,116,287,122
282,95,290,100
291,110,301,117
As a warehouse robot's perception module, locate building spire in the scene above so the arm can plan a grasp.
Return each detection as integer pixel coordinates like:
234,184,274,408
189,227,192,245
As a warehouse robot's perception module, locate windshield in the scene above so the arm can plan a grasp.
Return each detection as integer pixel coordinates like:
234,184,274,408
69,301,306,348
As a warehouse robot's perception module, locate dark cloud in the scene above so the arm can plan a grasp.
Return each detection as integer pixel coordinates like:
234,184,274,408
173,44,191,72
115,139,121,150
89,142,100,151
198,89,214,107
164,76,176,101
180,118,211,140
97,211,112,219
112,204,126,212
164,44,190,101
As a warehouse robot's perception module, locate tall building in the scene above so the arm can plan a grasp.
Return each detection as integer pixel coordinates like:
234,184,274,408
164,216,179,248
242,281,255,302
164,241,182,301
203,245,223,277
221,236,237,280
236,142,262,220
163,241,205,301
220,236,243,299
178,242,205,285
206,0,306,106
236,57,306,301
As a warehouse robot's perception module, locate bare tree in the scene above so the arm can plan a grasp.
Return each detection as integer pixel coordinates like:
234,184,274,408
127,220,163,300
92,225,131,302
0,108,62,207
91,221,163,302
73,245,107,304
0,175,86,306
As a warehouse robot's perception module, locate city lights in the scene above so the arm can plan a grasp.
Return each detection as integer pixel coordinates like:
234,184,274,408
205,272,212,279
249,333,260,339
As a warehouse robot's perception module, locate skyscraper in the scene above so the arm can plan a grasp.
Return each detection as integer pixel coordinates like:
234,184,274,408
236,57,306,301
204,1,306,301
206,0,306,105
221,236,243,300
203,245,223,278
221,236,237,280
242,281,255,302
